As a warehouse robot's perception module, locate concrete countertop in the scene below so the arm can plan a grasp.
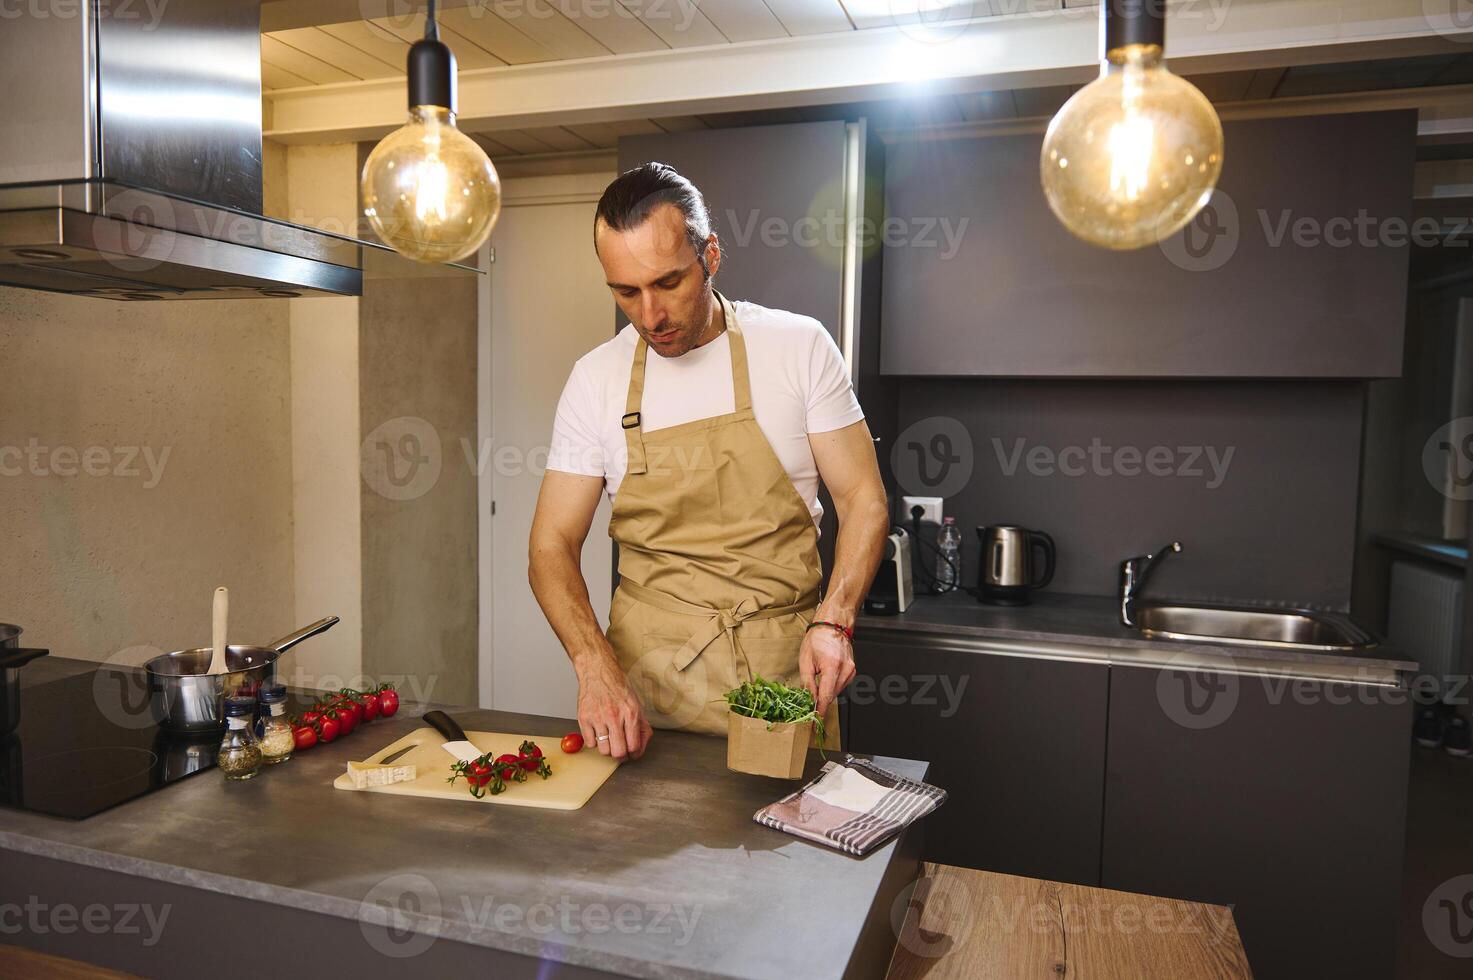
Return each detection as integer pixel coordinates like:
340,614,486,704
857,591,1418,681
1,658,926,979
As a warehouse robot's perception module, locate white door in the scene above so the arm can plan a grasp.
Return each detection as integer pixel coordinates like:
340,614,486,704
480,172,616,715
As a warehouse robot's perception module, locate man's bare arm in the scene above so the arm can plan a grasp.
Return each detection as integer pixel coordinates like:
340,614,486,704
801,419,890,714
528,470,651,760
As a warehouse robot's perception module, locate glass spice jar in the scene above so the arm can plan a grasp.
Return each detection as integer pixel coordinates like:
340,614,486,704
218,696,263,781
257,683,295,764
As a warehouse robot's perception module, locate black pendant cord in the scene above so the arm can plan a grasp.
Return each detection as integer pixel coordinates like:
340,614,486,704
425,0,439,40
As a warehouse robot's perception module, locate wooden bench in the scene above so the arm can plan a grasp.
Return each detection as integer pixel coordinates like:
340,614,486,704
888,863,1253,979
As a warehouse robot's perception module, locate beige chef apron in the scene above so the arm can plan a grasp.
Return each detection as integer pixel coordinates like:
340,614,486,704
606,290,841,746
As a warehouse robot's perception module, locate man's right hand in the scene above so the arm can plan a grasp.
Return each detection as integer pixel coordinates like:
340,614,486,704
575,653,653,761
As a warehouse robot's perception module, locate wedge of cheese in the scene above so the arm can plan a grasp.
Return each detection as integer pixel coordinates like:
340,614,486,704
346,760,418,789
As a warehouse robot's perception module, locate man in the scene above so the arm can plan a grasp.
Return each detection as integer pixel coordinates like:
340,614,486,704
529,162,889,761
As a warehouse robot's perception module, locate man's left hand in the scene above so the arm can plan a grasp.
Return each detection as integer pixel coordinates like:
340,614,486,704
799,624,856,718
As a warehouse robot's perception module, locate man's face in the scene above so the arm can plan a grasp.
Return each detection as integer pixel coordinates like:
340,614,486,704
595,203,720,358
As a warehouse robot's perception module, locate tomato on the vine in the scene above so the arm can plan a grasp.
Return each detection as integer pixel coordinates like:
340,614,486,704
377,686,400,717
293,726,318,750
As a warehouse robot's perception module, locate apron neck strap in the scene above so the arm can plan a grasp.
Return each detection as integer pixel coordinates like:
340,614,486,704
623,331,650,476
718,290,754,415
621,288,750,477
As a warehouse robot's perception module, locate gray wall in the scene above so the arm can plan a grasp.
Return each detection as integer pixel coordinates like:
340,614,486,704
894,379,1365,609
358,275,480,706
0,287,295,659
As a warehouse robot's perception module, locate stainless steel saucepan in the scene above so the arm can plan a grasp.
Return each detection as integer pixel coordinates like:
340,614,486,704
144,617,338,734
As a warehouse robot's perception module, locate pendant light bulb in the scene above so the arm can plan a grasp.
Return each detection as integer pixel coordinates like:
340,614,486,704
361,8,501,265
1040,2,1222,251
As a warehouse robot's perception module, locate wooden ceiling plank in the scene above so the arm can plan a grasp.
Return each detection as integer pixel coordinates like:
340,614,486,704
493,0,612,60
516,125,601,149
260,34,361,83
261,60,314,90
612,0,728,47
754,0,851,36
690,0,789,43
269,27,403,80
482,128,560,153
549,0,668,53
438,6,559,64
317,21,413,69
367,14,511,68
653,114,712,130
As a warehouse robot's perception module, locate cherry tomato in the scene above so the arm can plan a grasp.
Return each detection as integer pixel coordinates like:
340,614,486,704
518,741,543,771
465,761,494,792
331,704,357,737
317,715,340,743
378,688,400,717
495,753,520,768
359,692,381,722
561,733,584,754
300,710,322,727
292,726,318,750
338,696,365,725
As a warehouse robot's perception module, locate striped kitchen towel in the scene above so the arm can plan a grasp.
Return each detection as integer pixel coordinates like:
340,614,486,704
753,755,946,857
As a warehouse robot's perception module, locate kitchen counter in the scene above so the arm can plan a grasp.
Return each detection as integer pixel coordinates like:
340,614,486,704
1373,530,1470,570
857,590,1417,682
0,658,925,980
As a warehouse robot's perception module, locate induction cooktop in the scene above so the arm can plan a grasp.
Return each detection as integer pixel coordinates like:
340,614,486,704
0,668,308,819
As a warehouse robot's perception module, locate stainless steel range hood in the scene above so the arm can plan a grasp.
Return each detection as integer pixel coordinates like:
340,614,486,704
0,0,451,300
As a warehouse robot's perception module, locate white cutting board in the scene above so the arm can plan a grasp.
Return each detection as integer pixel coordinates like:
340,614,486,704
333,727,619,810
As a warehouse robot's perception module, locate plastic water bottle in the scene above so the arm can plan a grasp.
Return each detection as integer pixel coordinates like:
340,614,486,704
936,517,962,591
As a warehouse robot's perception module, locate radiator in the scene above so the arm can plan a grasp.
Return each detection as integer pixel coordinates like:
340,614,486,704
1387,560,1466,682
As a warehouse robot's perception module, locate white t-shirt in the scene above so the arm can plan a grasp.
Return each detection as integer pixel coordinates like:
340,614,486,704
547,298,865,526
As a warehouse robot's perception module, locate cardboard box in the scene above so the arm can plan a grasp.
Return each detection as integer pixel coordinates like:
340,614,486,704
726,710,812,779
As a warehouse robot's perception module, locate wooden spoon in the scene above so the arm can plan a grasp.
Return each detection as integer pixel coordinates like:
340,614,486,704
207,587,229,675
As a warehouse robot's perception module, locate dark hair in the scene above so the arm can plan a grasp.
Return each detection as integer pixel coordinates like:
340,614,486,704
594,162,719,279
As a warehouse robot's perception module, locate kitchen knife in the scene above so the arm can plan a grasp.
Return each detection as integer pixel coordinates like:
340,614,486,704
422,710,483,763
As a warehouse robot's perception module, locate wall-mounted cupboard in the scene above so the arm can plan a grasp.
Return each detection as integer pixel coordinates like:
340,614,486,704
879,110,1417,378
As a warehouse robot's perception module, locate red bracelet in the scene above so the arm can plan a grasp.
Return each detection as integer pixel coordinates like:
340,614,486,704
806,619,854,642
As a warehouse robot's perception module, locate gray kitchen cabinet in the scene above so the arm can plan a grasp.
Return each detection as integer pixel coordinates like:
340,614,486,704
844,630,1109,886
880,110,1415,377
1100,663,1411,980
618,121,848,341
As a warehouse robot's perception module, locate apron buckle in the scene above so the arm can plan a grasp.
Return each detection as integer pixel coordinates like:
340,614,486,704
621,411,641,430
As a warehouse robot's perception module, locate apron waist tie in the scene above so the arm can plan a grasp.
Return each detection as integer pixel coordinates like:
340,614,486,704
617,579,818,672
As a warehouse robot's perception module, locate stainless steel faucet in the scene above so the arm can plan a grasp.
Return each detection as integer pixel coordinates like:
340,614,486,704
1119,541,1182,628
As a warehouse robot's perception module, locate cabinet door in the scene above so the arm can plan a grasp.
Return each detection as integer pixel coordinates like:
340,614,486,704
618,121,847,341
880,110,1414,378
846,632,1108,885
1101,664,1411,980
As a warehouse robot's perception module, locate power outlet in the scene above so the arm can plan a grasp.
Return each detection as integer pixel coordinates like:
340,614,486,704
901,496,943,525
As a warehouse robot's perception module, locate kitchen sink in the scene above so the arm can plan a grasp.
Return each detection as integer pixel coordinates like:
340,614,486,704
1130,602,1378,652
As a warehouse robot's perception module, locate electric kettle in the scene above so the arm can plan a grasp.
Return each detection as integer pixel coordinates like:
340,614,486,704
976,525,1056,606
